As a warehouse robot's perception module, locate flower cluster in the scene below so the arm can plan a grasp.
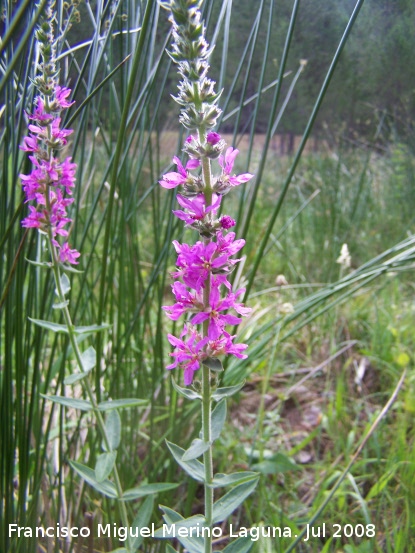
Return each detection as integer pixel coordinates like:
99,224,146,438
160,135,253,385
160,0,254,386
20,3,79,265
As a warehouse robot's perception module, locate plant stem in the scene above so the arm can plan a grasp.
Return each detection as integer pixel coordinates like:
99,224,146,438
45,223,132,551
200,134,214,553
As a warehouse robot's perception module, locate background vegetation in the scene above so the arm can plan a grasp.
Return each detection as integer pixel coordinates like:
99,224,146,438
1,1,414,552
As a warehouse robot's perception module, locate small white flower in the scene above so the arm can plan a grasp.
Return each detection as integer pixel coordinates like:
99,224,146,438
275,274,288,286
336,243,351,268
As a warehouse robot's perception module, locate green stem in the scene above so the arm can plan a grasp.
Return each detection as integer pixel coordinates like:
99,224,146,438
42,105,131,547
200,131,214,553
45,230,133,550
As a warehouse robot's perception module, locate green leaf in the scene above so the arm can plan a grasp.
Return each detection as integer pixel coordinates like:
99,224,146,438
171,377,202,400
64,346,96,385
253,453,298,474
64,371,89,385
69,460,118,499
61,263,84,274
95,451,117,482
166,442,205,482
80,346,97,372
211,400,226,441
52,300,70,310
211,472,259,489
56,272,71,296
166,545,178,553
122,482,178,501
40,394,92,411
223,537,253,553
105,410,121,451
98,398,148,411
131,495,154,551
366,465,400,500
156,507,204,553
182,439,210,461
212,381,245,401
29,318,68,333
203,357,223,372
25,258,52,269
73,323,112,335
212,478,259,524
28,319,111,335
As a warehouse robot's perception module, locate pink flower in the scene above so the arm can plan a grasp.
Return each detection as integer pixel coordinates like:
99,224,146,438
172,240,231,291
21,206,44,229
206,131,221,145
207,331,248,360
218,147,254,187
163,281,203,320
173,193,221,225
55,86,75,109
29,97,54,123
191,284,251,340
216,231,245,258
167,326,209,385
59,242,81,264
220,215,236,229
159,156,200,189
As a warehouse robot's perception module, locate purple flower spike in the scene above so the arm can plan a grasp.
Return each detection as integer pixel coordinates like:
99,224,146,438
20,82,80,265
160,138,254,384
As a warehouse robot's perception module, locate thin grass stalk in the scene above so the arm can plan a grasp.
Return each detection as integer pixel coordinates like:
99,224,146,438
284,368,406,552
0,0,48,97
238,0,299,242
243,0,366,301
95,0,156,399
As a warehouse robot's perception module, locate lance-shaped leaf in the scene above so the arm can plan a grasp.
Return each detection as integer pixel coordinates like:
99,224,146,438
210,471,259,489
212,381,245,401
203,357,223,372
166,442,205,482
29,318,68,333
131,495,154,551
52,300,69,310
104,409,121,451
40,394,92,411
182,438,210,461
156,507,204,553
122,482,178,501
211,399,226,441
98,398,148,411
171,377,202,400
69,460,118,498
29,319,111,335
64,346,97,385
73,323,112,335
223,537,254,553
212,477,259,524
55,272,71,296
25,258,52,269
95,451,117,482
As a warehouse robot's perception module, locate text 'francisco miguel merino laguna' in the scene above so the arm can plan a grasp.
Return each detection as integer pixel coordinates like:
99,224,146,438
9,523,294,542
